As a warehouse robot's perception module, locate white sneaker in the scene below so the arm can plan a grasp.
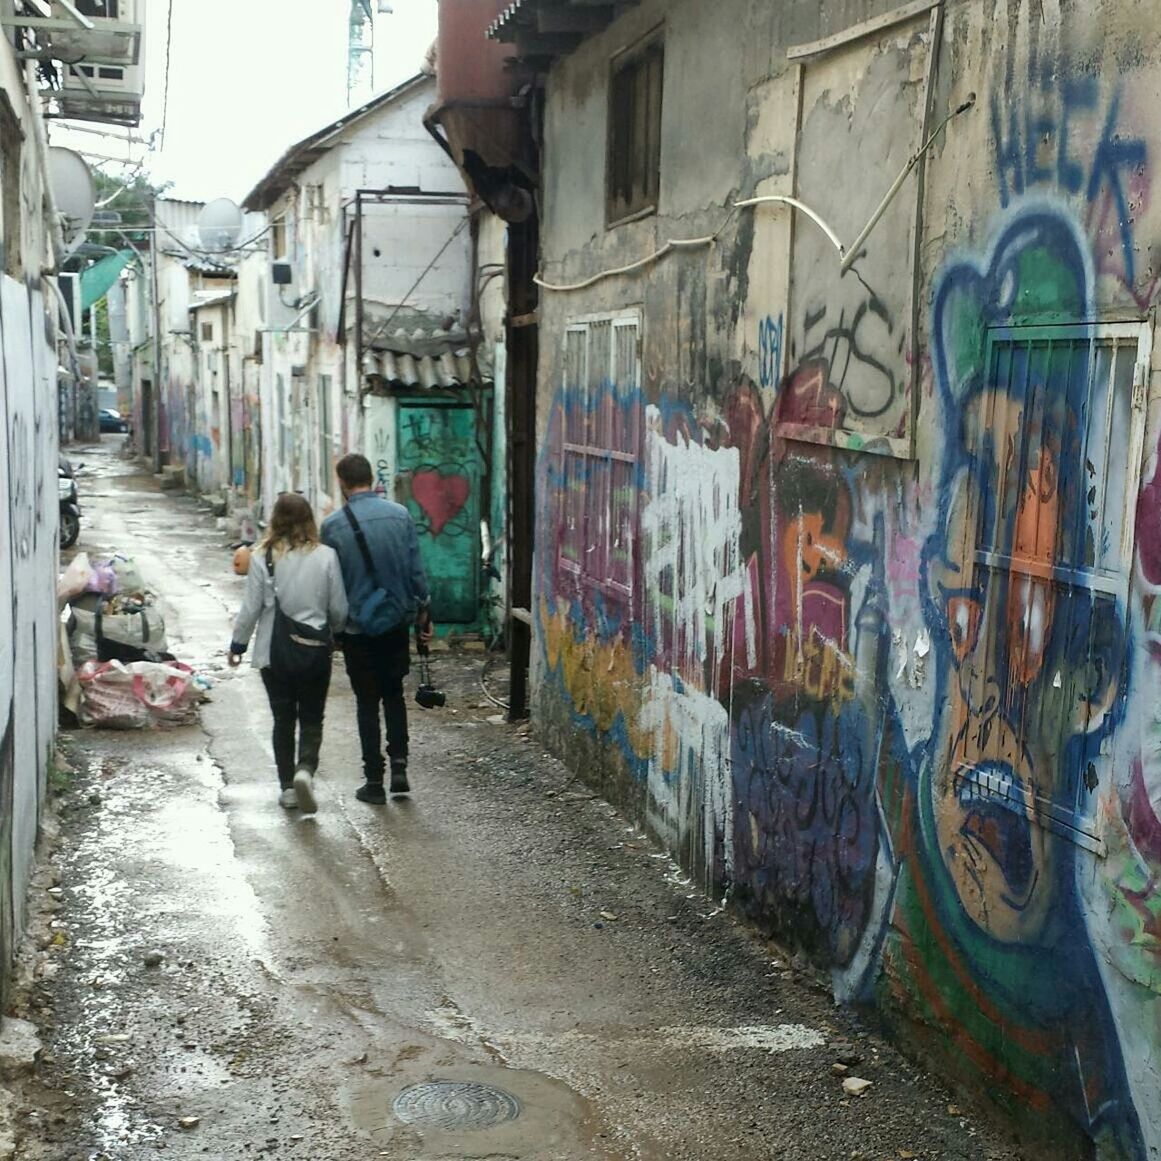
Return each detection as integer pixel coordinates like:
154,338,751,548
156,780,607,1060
278,787,298,809
293,767,317,815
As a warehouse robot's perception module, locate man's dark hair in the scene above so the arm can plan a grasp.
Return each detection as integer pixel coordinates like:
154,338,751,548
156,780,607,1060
336,453,374,490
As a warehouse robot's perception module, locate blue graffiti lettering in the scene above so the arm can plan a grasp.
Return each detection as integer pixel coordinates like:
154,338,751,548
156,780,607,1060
757,314,783,390
991,76,1146,284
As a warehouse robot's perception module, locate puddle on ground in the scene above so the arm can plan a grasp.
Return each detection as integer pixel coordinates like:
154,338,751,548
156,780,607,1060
50,746,276,1155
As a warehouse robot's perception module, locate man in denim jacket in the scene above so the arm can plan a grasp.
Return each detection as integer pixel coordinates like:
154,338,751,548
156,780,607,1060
321,453,433,803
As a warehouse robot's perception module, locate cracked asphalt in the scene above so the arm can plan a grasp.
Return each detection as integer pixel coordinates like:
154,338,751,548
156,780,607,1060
12,439,1026,1160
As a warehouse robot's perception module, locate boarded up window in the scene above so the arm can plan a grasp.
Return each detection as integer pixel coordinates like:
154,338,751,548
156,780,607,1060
559,314,641,600
607,35,663,225
200,322,213,341
952,324,1151,853
780,22,932,457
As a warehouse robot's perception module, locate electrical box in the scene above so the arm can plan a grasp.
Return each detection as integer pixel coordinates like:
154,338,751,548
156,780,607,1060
272,262,293,286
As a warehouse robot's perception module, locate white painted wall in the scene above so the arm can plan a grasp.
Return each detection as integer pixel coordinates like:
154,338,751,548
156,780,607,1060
0,58,66,992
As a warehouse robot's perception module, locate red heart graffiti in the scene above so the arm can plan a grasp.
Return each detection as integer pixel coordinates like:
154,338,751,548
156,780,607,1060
411,470,470,537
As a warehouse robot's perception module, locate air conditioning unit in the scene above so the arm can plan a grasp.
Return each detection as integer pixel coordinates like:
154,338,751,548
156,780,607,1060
58,58,144,126
28,0,147,126
53,0,142,64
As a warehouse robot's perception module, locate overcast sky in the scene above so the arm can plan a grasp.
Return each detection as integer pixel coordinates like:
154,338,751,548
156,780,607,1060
104,0,438,203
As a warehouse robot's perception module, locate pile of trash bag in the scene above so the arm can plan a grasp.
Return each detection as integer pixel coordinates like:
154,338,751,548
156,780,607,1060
57,552,205,729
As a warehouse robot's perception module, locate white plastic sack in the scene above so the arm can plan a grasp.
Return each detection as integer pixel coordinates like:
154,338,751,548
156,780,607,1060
58,553,93,605
76,659,202,729
93,553,146,597
68,603,169,667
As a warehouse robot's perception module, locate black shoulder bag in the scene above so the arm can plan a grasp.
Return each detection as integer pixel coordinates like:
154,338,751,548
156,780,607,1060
265,547,332,680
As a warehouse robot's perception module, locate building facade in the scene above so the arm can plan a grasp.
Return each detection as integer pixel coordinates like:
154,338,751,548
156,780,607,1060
482,0,1161,1154
242,74,495,631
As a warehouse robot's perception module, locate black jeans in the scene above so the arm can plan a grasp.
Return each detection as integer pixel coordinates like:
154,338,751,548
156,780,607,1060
261,666,331,788
340,627,410,782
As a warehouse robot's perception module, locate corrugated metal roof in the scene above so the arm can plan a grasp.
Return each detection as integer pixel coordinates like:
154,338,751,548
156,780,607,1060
364,327,492,392
487,0,531,39
487,0,636,55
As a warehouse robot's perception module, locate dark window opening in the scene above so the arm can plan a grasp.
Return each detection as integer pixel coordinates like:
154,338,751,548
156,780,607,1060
271,216,286,258
200,322,213,342
0,96,23,279
76,1,121,17
607,33,663,225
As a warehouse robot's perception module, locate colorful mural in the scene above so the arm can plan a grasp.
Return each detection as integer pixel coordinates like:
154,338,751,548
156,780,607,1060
395,397,484,627
533,54,1161,1159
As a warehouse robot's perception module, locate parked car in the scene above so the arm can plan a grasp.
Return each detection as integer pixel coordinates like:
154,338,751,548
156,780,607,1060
99,407,128,434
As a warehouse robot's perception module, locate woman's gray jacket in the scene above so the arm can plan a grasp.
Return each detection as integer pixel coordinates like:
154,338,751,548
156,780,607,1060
230,544,348,670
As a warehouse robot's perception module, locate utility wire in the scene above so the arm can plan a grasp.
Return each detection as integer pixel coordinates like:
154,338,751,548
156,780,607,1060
158,0,174,147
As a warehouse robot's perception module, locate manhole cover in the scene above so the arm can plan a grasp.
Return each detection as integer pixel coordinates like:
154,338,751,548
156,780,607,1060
393,1080,521,1131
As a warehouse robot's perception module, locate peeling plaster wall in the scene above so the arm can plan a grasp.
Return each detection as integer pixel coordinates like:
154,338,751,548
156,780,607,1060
532,0,1161,1153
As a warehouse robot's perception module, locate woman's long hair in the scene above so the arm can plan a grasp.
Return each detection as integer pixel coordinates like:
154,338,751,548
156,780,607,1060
260,493,319,559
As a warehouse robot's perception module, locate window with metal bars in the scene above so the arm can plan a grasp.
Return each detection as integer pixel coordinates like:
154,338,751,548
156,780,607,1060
559,314,641,600
952,324,1150,852
607,34,663,225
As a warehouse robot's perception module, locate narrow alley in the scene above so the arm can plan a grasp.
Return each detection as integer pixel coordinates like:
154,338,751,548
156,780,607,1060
14,443,1018,1160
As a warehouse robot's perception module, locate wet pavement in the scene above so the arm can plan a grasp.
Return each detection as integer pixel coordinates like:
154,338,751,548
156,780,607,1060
15,438,1024,1160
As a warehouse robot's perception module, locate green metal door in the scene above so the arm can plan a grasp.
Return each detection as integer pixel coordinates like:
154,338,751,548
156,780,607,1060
395,396,484,627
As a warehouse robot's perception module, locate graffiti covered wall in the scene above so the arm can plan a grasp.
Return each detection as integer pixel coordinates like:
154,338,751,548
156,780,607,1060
532,0,1161,1154
1,278,59,1002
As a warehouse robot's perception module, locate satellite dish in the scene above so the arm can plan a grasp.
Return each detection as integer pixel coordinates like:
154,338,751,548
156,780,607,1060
197,197,244,252
48,147,94,258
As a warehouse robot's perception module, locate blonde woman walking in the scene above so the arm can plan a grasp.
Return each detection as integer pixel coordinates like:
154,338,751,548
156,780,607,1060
228,493,348,813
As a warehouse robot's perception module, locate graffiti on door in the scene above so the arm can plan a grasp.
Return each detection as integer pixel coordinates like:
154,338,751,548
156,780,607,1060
395,398,485,626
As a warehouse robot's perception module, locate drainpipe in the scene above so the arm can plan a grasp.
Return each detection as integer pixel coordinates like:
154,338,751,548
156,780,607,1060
25,62,66,268
223,308,233,500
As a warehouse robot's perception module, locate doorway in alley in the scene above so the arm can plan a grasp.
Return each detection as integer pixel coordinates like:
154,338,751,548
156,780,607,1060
395,395,486,628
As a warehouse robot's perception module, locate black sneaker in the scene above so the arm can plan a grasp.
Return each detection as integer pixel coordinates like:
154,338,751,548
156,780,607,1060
389,765,410,795
355,781,387,805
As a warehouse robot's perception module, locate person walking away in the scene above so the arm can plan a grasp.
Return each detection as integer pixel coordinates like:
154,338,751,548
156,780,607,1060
228,493,348,814
321,453,433,804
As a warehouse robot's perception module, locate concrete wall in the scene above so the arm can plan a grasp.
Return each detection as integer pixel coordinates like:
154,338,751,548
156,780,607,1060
531,0,1161,1154
0,59,65,997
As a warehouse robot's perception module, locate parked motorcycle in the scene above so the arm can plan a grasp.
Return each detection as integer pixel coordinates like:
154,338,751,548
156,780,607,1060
59,456,80,549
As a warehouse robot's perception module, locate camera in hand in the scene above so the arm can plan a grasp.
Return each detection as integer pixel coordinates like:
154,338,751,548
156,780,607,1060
415,683,446,709
414,615,445,709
